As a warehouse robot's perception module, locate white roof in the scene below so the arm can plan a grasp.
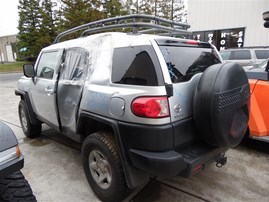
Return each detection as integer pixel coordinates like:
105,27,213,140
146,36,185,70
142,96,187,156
42,32,193,52
42,32,167,52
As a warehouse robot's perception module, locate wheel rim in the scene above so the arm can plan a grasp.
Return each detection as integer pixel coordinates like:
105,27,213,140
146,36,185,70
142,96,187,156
89,150,112,190
20,107,28,132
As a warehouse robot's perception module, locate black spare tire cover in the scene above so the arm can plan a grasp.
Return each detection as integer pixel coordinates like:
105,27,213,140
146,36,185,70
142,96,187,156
193,63,250,147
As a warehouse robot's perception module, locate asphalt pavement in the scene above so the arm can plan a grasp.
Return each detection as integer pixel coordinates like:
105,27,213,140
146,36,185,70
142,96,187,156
0,72,268,202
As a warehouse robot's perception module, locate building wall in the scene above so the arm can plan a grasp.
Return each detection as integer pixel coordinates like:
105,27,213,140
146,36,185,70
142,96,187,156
188,0,269,47
0,35,17,63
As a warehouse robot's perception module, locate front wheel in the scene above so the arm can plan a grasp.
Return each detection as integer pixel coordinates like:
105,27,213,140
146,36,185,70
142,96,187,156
82,132,129,202
18,100,41,138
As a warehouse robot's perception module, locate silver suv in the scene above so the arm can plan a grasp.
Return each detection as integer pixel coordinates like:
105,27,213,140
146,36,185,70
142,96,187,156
220,47,269,67
15,15,250,202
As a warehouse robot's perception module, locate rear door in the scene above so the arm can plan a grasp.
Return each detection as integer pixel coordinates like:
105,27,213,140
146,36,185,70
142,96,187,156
155,39,222,122
57,48,89,137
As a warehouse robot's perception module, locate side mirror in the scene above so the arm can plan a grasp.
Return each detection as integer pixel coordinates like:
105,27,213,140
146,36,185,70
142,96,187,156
23,64,35,77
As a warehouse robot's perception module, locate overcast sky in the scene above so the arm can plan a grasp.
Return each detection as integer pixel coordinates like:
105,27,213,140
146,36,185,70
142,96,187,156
0,0,19,37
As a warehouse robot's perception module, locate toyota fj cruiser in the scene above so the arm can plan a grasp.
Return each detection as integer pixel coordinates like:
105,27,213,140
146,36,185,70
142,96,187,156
15,15,250,202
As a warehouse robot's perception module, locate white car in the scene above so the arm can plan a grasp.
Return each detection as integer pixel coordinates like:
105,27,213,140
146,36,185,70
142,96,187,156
243,58,269,71
220,48,269,67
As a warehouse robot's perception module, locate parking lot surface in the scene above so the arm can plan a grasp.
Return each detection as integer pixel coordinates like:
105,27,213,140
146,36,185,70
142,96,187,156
0,73,268,202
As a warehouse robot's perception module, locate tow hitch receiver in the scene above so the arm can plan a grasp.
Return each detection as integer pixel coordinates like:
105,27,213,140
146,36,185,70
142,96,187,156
216,153,227,168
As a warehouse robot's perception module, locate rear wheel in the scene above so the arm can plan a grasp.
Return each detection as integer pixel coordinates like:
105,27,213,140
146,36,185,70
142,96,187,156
82,132,129,202
18,100,41,138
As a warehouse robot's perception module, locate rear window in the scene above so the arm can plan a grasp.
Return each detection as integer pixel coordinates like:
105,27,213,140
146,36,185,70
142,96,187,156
112,46,162,86
230,50,251,60
255,50,269,59
159,46,221,83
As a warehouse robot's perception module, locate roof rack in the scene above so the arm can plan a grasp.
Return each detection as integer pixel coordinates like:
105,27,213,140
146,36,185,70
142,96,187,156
53,14,191,44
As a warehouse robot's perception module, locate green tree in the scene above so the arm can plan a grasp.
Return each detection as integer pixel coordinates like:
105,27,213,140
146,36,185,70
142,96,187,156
17,0,60,59
171,0,185,22
124,0,138,14
158,1,170,19
56,0,103,41
102,0,125,18
17,0,42,59
60,0,103,30
139,0,152,15
153,0,185,21
151,0,160,16
39,0,59,47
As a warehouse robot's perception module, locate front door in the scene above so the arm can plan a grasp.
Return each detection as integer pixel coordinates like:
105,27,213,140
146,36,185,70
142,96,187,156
30,50,63,129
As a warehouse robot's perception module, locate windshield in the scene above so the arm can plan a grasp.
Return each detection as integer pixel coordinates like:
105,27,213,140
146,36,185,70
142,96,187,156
159,46,221,83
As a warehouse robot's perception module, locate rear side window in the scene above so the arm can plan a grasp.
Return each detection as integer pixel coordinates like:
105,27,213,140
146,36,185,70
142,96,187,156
230,50,251,60
159,46,221,83
255,50,269,59
60,48,89,81
112,46,162,86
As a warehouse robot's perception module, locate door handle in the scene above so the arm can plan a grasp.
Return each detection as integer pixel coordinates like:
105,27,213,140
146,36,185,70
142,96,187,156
45,87,54,96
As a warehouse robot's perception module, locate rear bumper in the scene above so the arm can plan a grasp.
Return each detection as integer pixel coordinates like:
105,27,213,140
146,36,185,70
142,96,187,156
118,119,228,177
118,117,197,152
129,143,227,177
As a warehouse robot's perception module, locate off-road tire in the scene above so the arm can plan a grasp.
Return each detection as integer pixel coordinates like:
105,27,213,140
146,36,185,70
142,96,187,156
18,100,41,138
82,132,129,202
0,171,36,202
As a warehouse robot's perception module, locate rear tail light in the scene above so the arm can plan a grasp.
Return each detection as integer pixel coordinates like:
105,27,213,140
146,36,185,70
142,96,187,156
131,96,170,118
16,145,21,157
186,40,199,45
0,146,21,165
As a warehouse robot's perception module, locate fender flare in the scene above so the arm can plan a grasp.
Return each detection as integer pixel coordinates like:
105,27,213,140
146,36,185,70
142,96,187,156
15,90,40,125
78,111,150,189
